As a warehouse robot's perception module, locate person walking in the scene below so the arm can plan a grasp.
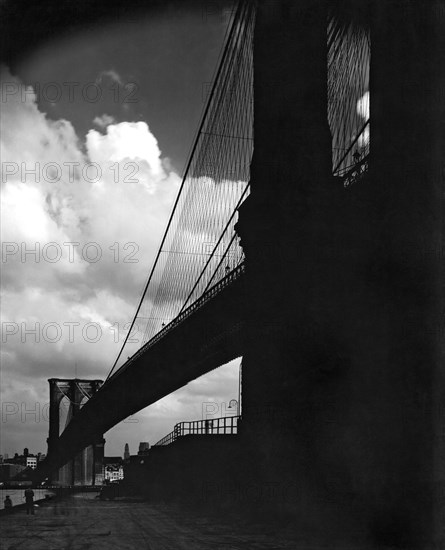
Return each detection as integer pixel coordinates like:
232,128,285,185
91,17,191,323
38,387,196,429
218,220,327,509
24,488,35,515
4,495,12,513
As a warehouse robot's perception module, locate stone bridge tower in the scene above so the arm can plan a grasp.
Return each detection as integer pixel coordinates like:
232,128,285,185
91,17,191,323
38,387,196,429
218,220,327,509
47,378,105,486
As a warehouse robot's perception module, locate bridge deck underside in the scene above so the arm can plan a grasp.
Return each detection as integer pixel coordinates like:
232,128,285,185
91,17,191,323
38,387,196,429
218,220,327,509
43,274,246,474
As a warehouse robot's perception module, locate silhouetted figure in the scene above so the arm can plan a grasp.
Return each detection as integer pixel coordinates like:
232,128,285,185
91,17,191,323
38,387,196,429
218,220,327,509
24,488,35,515
4,495,12,513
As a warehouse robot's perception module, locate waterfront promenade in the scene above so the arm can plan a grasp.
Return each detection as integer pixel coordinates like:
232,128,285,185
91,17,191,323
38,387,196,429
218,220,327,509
0,491,319,549
0,488,55,508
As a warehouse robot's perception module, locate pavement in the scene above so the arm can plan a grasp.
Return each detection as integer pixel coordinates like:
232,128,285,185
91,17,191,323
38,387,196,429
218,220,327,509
0,491,310,549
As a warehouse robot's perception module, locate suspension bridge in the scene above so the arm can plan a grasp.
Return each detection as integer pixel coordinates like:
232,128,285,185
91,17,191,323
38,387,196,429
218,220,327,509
31,1,443,547
41,0,370,476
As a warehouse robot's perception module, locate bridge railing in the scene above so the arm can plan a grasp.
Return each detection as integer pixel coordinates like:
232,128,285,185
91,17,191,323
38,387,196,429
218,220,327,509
107,262,245,383
341,153,369,188
154,415,240,447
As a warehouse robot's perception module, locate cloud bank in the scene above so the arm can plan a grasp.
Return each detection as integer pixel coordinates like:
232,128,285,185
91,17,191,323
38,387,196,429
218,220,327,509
0,66,241,456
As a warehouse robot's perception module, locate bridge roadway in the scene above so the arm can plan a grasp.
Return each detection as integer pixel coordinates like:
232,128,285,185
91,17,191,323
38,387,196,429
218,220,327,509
0,491,331,549
41,265,246,477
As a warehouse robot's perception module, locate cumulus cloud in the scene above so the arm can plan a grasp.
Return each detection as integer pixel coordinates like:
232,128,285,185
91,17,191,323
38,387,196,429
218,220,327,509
0,66,241,456
0,66,187,453
357,91,370,149
86,121,165,178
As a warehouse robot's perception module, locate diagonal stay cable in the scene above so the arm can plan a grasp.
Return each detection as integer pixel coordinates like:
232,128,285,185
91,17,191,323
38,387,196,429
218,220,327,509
201,230,239,296
332,118,369,175
177,182,250,317
105,1,243,383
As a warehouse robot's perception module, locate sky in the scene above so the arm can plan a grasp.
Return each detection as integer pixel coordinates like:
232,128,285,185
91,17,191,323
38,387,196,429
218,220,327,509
0,2,242,458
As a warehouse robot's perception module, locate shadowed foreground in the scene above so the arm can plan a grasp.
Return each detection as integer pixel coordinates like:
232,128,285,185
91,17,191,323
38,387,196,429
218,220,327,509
0,492,363,550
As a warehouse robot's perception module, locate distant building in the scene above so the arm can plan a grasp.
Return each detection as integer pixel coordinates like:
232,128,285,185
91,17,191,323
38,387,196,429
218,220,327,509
138,442,150,455
124,443,130,460
26,457,37,470
104,464,124,482
103,456,124,482
7,450,43,470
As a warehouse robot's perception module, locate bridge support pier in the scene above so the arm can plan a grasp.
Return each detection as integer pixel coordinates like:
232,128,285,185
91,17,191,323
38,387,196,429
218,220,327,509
237,0,444,547
47,379,104,486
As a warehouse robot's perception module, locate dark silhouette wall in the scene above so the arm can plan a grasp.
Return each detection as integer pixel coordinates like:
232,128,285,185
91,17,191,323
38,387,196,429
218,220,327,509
235,0,444,547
